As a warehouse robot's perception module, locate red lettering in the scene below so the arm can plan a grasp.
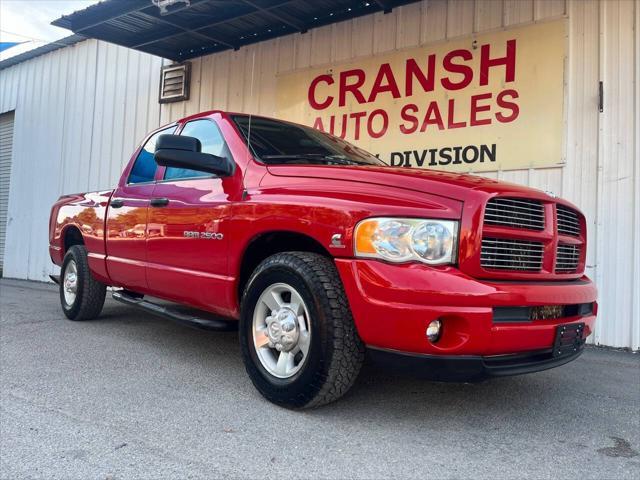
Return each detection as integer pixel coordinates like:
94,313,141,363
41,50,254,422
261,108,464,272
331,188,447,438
339,69,367,106
480,39,516,86
368,63,401,103
367,109,388,138
405,56,435,96
447,98,466,129
496,89,520,123
441,49,473,90
350,111,367,140
420,101,445,131
329,114,348,138
312,117,325,131
400,104,419,134
470,93,493,126
308,74,334,110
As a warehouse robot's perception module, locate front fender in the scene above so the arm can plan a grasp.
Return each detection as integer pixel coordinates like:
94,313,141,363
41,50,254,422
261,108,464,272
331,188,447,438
242,177,463,259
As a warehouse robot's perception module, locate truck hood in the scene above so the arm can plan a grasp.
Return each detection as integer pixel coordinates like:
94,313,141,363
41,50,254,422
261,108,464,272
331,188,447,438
266,165,554,203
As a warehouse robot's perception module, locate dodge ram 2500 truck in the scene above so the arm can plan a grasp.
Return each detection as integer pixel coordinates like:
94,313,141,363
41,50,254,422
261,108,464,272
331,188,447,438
49,110,598,408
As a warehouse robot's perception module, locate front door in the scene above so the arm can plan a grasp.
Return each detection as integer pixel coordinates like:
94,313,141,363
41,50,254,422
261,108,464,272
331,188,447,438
145,118,236,314
105,126,175,291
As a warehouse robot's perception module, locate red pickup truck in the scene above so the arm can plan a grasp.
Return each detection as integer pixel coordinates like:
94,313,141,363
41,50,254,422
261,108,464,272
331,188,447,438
49,110,597,408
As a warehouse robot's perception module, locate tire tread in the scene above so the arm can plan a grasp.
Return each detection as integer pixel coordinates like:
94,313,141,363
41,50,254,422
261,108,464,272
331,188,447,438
61,245,106,321
241,252,364,408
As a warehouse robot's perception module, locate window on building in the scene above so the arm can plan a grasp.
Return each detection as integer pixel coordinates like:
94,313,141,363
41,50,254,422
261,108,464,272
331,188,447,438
164,119,230,180
128,126,176,184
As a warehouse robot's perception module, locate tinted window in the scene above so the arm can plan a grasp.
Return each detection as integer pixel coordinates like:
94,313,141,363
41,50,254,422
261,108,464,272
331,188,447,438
128,126,176,184
232,115,386,167
164,119,229,180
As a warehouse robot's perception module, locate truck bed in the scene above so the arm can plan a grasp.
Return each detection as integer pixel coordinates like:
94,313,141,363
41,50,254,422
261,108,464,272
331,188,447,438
49,189,114,283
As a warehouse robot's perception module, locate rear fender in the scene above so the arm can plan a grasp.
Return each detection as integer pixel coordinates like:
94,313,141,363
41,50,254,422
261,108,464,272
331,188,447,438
49,190,112,283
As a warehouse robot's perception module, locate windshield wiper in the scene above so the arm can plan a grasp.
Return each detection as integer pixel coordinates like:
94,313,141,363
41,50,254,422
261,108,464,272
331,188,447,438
260,154,369,166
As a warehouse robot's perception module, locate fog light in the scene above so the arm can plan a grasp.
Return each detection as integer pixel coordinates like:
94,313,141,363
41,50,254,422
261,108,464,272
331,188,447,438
426,319,442,343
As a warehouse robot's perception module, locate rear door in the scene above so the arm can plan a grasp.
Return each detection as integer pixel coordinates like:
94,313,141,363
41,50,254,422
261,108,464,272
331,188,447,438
0,111,14,275
105,126,175,290
145,119,236,313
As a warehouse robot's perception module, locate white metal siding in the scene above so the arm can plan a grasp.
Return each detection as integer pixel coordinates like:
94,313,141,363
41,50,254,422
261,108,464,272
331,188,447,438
0,41,163,282
595,0,639,349
0,111,15,272
0,0,637,349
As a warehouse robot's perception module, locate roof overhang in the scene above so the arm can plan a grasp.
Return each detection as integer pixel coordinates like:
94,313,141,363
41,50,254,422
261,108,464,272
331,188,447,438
0,35,86,70
52,0,420,62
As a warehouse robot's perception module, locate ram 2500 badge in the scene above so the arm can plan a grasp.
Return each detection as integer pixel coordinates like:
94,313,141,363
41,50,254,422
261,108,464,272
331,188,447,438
49,111,597,408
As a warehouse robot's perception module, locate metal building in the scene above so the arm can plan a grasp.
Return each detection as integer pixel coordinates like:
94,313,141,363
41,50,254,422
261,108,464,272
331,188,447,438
0,0,637,349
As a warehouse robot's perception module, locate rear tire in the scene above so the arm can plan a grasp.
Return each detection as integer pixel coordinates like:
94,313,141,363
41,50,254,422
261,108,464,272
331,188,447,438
239,252,365,409
60,245,106,321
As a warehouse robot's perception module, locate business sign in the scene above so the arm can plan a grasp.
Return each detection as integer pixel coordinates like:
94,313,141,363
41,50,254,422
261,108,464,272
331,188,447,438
277,20,566,172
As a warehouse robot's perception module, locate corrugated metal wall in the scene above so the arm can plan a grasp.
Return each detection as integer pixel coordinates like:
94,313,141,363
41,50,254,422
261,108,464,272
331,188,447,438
0,0,637,349
0,41,164,281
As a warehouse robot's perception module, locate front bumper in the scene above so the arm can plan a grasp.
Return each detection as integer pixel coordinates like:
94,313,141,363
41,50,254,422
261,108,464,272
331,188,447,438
335,259,597,357
368,345,584,382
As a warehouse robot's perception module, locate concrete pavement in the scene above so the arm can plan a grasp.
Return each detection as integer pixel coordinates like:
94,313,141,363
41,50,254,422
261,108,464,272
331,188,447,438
1,278,638,479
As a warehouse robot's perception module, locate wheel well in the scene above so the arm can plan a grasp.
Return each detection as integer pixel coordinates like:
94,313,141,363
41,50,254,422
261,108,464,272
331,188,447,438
238,231,332,301
63,226,84,252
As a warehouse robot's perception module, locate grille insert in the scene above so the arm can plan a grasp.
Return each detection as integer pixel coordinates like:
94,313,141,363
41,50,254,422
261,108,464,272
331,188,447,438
557,205,581,236
556,243,580,272
481,238,544,271
484,197,544,231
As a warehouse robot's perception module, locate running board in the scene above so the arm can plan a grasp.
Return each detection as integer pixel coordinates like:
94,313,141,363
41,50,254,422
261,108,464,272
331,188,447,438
112,291,236,332
49,275,61,285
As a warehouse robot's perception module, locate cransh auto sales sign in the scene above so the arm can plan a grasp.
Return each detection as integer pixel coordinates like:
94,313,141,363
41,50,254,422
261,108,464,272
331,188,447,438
277,20,566,172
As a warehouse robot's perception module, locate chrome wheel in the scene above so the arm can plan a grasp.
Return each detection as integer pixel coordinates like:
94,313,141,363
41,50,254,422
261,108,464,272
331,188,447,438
63,260,78,306
252,282,311,379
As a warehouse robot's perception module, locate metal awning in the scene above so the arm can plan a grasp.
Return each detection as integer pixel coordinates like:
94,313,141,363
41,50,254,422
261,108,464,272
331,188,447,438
52,0,420,62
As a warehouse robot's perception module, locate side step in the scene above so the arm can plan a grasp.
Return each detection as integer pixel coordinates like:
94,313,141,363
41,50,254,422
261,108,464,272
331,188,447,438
112,291,237,332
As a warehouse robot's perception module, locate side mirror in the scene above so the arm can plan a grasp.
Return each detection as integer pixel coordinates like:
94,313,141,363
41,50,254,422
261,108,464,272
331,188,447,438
154,134,233,177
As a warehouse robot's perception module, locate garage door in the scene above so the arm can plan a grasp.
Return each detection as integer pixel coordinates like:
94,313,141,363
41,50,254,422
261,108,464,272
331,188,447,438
0,111,15,275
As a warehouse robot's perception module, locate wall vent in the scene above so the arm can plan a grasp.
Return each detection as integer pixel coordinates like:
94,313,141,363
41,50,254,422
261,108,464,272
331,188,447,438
159,62,190,103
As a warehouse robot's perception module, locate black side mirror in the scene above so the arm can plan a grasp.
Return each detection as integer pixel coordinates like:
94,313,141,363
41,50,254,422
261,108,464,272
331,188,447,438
154,134,233,177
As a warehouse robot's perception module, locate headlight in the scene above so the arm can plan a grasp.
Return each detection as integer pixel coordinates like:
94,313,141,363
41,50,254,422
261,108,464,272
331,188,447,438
354,217,458,265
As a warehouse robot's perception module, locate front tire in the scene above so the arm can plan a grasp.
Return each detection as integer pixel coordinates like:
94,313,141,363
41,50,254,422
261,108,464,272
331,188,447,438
239,252,365,409
60,245,106,321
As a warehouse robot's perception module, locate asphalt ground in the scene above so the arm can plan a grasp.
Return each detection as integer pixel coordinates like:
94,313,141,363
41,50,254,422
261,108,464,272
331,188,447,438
1,278,638,479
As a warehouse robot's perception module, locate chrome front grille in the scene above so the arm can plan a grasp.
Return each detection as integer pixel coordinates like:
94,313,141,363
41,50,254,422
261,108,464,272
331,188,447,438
557,205,581,236
478,197,584,276
481,238,544,271
484,197,544,230
555,244,580,272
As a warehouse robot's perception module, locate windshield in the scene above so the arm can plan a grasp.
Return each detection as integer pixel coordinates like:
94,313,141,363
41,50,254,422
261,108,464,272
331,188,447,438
232,115,386,167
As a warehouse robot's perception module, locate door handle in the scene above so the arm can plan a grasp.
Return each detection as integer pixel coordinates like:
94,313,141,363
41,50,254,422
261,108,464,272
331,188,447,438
150,197,170,207
110,198,124,209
